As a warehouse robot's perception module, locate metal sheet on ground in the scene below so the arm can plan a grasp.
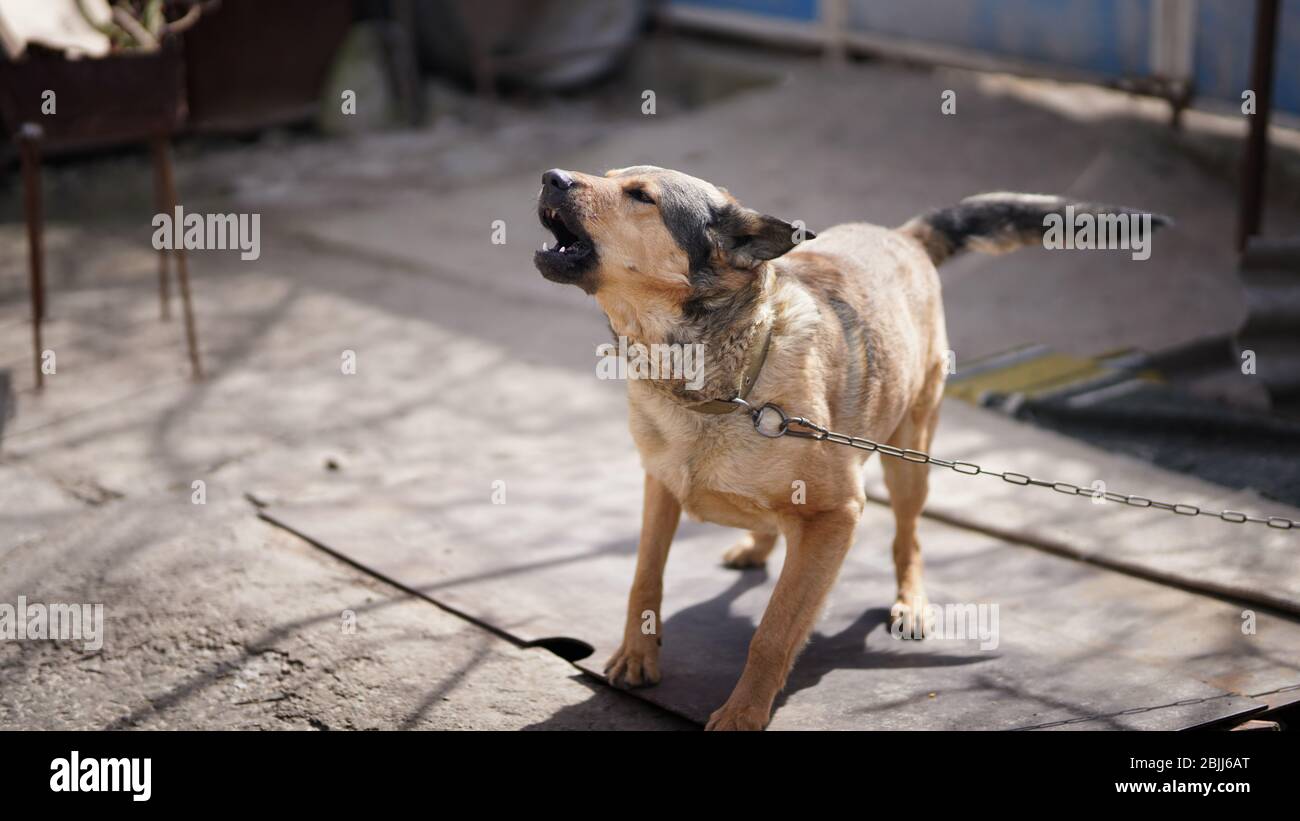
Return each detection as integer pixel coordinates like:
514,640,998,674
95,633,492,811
867,400,1300,616
261,484,1287,729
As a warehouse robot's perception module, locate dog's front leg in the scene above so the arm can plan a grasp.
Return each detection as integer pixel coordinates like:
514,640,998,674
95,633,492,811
605,472,681,688
706,502,861,730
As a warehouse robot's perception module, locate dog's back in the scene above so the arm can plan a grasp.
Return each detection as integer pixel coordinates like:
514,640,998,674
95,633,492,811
777,223,946,424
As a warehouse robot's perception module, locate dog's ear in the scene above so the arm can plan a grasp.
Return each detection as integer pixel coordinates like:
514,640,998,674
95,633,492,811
714,204,814,269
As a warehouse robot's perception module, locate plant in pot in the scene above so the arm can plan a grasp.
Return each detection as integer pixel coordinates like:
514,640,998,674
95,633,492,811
74,0,209,54
0,1,218,151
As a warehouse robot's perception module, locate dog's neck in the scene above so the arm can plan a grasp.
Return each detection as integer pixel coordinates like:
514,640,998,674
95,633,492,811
600,264,776,407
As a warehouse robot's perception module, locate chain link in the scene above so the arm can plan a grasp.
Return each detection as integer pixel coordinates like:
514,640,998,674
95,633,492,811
732,399,1299,532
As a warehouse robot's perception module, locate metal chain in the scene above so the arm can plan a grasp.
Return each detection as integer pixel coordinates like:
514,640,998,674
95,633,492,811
730,398,1299,532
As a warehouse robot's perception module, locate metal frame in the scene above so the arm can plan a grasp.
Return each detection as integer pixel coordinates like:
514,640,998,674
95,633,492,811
13,124,203,390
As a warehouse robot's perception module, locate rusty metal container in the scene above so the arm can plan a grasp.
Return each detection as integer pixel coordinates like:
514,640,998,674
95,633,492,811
181,0,353,134
0,42,186,153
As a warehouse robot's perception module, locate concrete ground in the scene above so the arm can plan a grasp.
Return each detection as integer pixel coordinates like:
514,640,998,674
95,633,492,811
2,38,1296,729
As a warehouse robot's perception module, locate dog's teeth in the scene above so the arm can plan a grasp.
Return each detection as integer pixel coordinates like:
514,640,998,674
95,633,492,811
542,241,549,251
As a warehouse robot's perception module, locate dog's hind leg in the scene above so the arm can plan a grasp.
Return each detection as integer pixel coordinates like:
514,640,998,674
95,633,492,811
605,472,681,689
722,530,779,569
881,373,943,639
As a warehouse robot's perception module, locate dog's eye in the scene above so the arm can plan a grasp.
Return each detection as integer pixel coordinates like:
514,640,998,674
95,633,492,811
626,187,655,205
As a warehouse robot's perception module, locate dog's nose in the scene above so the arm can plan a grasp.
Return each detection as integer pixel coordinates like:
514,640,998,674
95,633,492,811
543,168,575,192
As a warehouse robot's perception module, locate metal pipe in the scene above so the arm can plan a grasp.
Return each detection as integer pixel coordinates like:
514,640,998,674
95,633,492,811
18,123,45,390
1237,0,1280,252
153,136,204,380
152,137,173,320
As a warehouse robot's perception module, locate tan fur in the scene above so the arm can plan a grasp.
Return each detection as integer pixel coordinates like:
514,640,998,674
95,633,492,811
541,167,949,730
569,169,696,340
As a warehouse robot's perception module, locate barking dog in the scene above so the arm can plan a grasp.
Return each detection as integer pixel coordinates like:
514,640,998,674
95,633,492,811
533,165,1165,730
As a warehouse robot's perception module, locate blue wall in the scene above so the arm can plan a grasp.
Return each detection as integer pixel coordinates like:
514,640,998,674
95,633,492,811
844,0,1151,78
675,0,817,20
672,0,1300,115
1195,0,1300,115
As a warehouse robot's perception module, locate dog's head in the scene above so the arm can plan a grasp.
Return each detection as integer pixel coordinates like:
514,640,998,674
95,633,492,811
533,166,811,316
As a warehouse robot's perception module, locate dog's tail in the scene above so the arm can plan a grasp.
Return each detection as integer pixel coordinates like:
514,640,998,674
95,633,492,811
898,192,1173,266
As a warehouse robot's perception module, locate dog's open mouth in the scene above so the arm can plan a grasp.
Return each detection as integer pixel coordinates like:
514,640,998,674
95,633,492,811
542,208,589,255
534,206,597,286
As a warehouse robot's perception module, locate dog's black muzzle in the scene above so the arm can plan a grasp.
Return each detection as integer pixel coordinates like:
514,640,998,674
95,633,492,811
534,169,598,292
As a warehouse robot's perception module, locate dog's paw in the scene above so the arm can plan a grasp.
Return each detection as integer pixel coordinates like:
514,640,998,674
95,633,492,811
603,637,661,689
890,590,931,640
705,702,768,731
721,535,770,569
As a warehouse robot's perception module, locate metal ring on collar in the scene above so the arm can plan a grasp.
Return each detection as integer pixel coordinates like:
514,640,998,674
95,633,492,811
753,402,789,438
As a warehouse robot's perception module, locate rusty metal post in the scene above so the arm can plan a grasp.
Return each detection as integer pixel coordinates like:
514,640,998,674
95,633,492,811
151,137,173,320
153,137,203,379
1237,0,1279,252
17,123,45,390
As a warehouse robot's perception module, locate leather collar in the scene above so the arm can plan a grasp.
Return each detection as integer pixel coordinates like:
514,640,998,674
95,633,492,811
687,315,774,414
